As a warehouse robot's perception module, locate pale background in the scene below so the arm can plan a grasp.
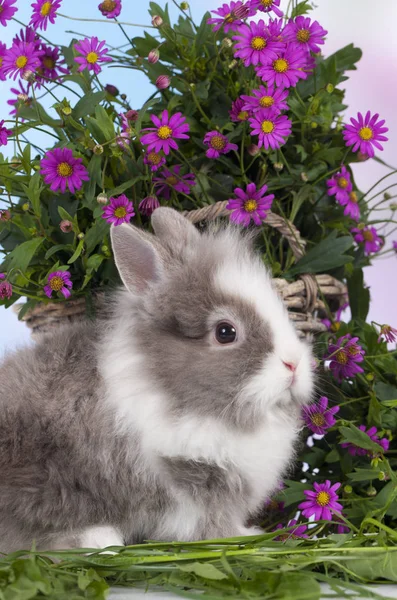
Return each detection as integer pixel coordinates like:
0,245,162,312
1,0,396,356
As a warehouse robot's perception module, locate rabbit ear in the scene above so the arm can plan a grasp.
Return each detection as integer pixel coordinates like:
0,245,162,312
151,207,200,254
110,223,164,293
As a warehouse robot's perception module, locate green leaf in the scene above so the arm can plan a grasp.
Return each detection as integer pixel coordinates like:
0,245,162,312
73,91,106,119
348,551,397,582
44,244,73,260
107,175,145,198
348,468,383,482
85,219,110,254
94,105,115,141
178,562,228,580
287,232,353,276
289,185,313,223
58,206,78,230
20,172,43,218
339,425,385,455
291,1,312,18
347,268,370,321
135,97,161,135
84,154,103,206
375,382,397,403
8,238,44,272
67,239,84,264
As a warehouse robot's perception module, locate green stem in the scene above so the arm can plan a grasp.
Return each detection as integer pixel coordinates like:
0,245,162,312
57,13,155,27
363,169,397,199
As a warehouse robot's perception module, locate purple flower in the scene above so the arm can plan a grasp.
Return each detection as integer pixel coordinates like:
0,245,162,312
302,396,339,435
153,165,196,200
378,324,397,344
241,84,289,115
249,109,291,150
116,112,133,149
143,150,166,172
322,301,349,332
102,194,135,226
341,191,360,221
274,519,308,541
229,97,251,122
0,0,17,27
13,26,40,47
156,75,170,90
351,226,383,255
341,425,389,457
140,110,190,156
326,334,365,382
393,241,397,253
40,147,89,194
44,270,72,299
232,19,285,67
74,36,112,75
0,120,12,146
7,81,32,116
0,42,6,80
299,480,343,522
249,0,283,17
207,1,252,34
226,182,274,227
98,0,121,18
139,195,160,217
36,43,69,86
0,276,12,299
204,131,238,158
335,515,350,534
326,165,352,204
29,0,62,31
283,16,327,53
343,111,388,158
256,44,308,88
3,40,43,80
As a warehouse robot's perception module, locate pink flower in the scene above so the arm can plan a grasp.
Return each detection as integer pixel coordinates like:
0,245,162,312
298,480,343,522
204,131,238,158
343,111,388,158
232,19,285,67
148,49,159,64
138,195,160,217
249,109,291,150
102,194,135,226
153,165,196,199
226,182,274,227
283,16,327,53
0,274,12,299
249,0,283,17
29,0,62,31
156,75,170,90
377,325,397,344
44,270,73,299
302,396,339,435
255,44,308,88
40,147,89,194
229,97,251,122
3,40,43,80
207,1,252,34
351,226,383,255
140,110,190,155
0,120,12,146
74,36,112,75
143,150,166,172
98,0,121,18
326,165,352,204
0,0,17,27
241,84,289,115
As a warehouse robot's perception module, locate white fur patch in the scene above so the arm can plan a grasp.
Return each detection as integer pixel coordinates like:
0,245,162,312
79,525,124,550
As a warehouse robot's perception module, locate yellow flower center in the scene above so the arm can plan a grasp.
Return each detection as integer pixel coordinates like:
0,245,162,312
261,120,274,134
0,7,3,14
100,0,116,11
0,57,3,67
224,12,234,23
359,126,373,141
166,175,178,186
114,207,127,218
244,199,258,213
50,276,64,292
210,135,226,150
338,177,349,189
273,58,289,73
157,125,173,140
349,191,358,203
347,344,359,356
57,162,73,177
43,57,56,69
16,55,28,69
316,491,331,507
40,1,52,16
261,0,273,6
251,36,267,51
86,52,99,64
363,230,374,242
335,350,348,365
331,321,341,333
260,95,274,108
237,110,249,121
311,412,326,427
148,151,161,164
297,29,310,43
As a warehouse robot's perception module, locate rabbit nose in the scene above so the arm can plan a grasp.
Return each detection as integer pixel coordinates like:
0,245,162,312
283,361,297,373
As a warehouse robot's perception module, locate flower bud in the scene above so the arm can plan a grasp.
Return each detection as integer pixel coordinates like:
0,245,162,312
357,151,370,162
125,109,139,122
326,83,334,94
180,1,189,9
93,144,104,155
77,232,85,240
366,486,377,497
301,172,309,182
22,202,30,211
10,157,21,168
0,209,11,221
101,245,109,253
221,38,233,50
343,485,352,494
148,49,160,64
120,93,127,101
97,192,108,205
60,220,73,233
105,84,119,97
156,75,170,90
390,202,397,211
17,93,29,103
247,144,260,157
0,279,12,300
273,162,284,171
384,192,392,200
151,15,163,27
228,59,238,70
232,3,250,18
22,70,35,83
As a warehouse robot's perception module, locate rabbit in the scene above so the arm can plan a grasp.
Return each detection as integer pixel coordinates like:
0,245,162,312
0,207,314,553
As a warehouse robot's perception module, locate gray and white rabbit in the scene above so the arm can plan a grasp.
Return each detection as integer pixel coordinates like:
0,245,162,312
0,208,314,553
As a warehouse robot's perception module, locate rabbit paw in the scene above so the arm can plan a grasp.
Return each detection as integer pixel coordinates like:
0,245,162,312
79,525,124,554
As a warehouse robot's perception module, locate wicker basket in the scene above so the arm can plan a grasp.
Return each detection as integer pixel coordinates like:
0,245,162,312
17,201,347,338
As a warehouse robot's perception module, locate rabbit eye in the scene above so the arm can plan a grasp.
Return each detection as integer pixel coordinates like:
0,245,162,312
215,322,237,344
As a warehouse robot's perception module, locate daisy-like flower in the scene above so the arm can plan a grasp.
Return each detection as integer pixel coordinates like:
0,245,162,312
322,301,349,332
140,110,190,156
138,195,160,217
377,324,397,344
302,396,339,436
341,425,389,457
0,209,11,221
0,42,6,80
256,44,308,88
98,0,121,18
229,97,250,122
13,26,40,47
0,274,12,300
7,81,32,116
36,44,69,86
207,1,252,34
44,270,72,299
283,16,327,53
226,182,274,227
0,120,12,146
3,40,43,80
153,165,196,200
74,37,112,75
274,519,308,541
143,150,166,172
102,194,135,226
40,147,89,194
0,0,17,27
298,480,343,522
232,19,285,67
341,191,360,221
351,225,383,255
29,0,62,31
249,0,283,17
204,131,238,158
249,109,292,150
326,333,365,382
343,111,388,158
241,84,289,115
326,165,352,204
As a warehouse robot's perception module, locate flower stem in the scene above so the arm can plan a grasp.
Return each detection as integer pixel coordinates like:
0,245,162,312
57,13,155,28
